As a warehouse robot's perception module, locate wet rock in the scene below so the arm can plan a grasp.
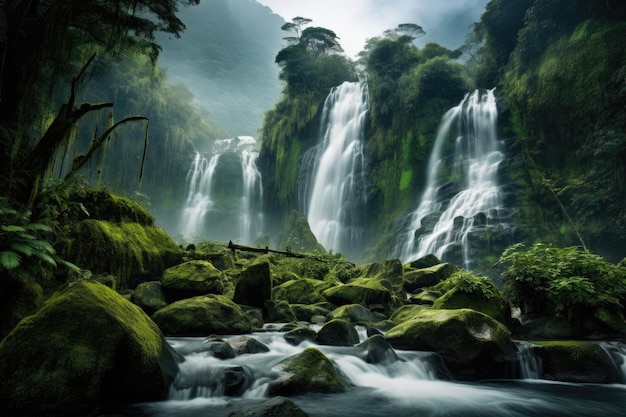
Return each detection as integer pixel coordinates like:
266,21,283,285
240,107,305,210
228,396,310,417
161,260,225,299
132,280,167,314
226,336,270,355
329,303,381,324
284,327,318,346
316,319,360,346
354,334,401,364
233,259,272,315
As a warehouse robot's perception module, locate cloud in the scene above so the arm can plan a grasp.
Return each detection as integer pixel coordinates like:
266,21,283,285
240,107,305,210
257,0,490,57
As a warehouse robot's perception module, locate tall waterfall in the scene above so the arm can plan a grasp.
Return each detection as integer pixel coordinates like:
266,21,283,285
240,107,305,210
301,81,369,256
179,136,263,244
394,89,507,268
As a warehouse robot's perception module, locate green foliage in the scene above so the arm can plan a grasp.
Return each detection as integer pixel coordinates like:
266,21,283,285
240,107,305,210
499,243,626,323
0,197,77,281
432,270,500,300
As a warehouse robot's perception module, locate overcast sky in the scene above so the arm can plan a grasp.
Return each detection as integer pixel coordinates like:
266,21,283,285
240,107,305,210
256,0,491,58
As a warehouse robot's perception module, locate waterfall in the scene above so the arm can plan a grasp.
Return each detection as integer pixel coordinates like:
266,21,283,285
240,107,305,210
514,341,542,379
394,89,508,268
178,136,263,244
303,81,368,256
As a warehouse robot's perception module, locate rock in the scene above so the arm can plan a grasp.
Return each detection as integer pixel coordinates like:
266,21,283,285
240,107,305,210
316,319,360,346
354,334,401,364
290,302,333,322
322,277,392,308
132,281,168,314
385,308,517,380
408,254,442,269
359,259,404,288
152,294,252,336
533,341,622,383
273,279,325,304
226,336,270,355
403,263,458,292
284,327,318,346
161,260,225,299
205,335,236,359
269,347,349,395
432,286,508,323
240,306,264,329
408,289,439,305
265,300,297,322
389,304,426,323
329,303,381,324
228,396,310,417
233,259,272,315
0,281,181,415
276,210,326,253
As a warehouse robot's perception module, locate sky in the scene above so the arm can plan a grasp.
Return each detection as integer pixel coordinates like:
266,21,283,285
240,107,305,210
256,0,491,58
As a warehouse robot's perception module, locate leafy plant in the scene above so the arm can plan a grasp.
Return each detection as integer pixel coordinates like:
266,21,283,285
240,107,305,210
498,243,626,323
433,270,500,300
0,198,77,281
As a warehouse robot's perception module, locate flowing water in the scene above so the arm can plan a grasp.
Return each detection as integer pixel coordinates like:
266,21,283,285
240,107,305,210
130,329,626,417
394,89,511,268
179,136,263,244
300,81,368,257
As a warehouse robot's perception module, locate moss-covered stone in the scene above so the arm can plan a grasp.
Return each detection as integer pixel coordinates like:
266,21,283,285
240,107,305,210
161,260,225,299
385,308,517,380
62,219,182,289
77,189,155,226
273,279,325,305
284,326,318,346
389,304,427,323
322,277,393,309
532,341,622,383
0,281,180,415
290,302,333,322
276,210,326,253
359,259,404,288
316,319,360,346
152,294,252,336
269,347,349,395
403,262,458,292
329,303,381,324
233,258,272,314
433,287,508,323
265,300,297,323
132,281,168,314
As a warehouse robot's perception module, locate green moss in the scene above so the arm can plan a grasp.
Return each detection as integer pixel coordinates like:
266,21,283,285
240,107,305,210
63,220,182,289
399,169,413,191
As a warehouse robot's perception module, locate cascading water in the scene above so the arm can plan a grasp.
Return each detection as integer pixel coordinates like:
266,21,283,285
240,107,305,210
301,81,368,256
394,89,509,268
179,136,263,244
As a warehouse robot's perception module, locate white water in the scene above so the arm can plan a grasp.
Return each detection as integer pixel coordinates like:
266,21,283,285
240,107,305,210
304,81,368,255
137,329,626,417
178,136,263,244
395,89,506,267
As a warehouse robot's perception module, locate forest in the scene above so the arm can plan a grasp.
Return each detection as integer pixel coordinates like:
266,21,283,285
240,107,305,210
1,0,626,415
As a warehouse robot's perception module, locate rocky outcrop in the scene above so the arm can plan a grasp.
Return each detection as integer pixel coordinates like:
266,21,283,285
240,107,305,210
161,260,226,299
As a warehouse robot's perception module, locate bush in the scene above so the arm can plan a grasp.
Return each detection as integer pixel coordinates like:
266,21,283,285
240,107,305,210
498,243,626,323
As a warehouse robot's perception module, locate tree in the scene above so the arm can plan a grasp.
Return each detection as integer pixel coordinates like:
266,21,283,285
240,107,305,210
0,0,200,205
281,16,312,45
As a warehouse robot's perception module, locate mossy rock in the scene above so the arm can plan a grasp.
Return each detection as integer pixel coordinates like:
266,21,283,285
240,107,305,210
408,254,442,269
269,347,349,395
322,277,392,308
329,304,381,324
385,308,517,380
0,281,180,415
359,259,404,288
532,341,622,383
403,263,458,292
316,319,360,346
273,279,325,305
389,304,427,324
354,334,401,365
408,289,440,305
432,287,508,323
132,281,168,314
152,294,252,336
76,189,154,226
229,396,310,417
161,260,225,299
233,259,272,314
265,300,297,323
276,210,326,253
62,219,182,289
290,302,334,322
284,326,318,346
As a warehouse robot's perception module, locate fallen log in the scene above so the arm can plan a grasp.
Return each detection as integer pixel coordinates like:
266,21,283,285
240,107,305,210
228,240,324,261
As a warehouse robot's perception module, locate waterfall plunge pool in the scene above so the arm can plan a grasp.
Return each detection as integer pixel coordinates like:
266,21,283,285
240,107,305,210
121,328,626,417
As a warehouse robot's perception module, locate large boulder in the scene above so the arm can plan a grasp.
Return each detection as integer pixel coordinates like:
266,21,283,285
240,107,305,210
273,279,325,304
152,294,252,336
385,308,517,380
0,281,181,416
290,302,333,322
161,260,225,299
403,263,458,292
532,341,622,383
316,319,360,346
233,259,272,315
269,347,349,395
329,303,381,324
432,286,508,323
132,281,168,314
322,277,392,308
